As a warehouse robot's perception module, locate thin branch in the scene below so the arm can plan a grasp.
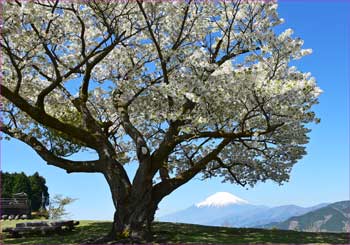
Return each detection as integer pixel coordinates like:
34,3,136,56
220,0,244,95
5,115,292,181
214,157,247,187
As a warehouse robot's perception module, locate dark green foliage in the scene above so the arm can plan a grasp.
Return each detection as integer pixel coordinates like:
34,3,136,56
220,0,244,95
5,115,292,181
12,172,32,198
1,172,15,198
29,172,49,211
1,171,49,211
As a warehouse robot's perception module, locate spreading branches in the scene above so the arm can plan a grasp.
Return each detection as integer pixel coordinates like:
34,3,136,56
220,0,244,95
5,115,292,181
1,1,319,207
153,119,285,198
153,138,231,197
1,85,101,149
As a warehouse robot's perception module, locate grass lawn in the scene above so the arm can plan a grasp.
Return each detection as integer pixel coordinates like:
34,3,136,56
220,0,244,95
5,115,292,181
1,220,349,244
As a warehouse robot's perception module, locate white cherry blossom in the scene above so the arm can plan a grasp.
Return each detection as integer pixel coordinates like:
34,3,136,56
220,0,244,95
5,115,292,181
1,1,321,240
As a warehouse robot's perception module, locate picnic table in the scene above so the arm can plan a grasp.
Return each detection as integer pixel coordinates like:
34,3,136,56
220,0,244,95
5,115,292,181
2,220,80,238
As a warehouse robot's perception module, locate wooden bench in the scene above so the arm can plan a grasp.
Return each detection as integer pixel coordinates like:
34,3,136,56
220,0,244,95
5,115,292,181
2,220,80,238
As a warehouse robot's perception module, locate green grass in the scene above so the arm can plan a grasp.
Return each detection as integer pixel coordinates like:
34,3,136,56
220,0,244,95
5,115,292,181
1,220,349,244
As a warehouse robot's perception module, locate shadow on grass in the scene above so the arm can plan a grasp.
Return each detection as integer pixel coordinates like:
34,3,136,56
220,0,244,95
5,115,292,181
2,221,350,244
2,221,111,244
153,222,350,244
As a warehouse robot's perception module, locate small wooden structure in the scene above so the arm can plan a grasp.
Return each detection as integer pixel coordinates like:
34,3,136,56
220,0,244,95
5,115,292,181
0,193,31,216
2,220,80,238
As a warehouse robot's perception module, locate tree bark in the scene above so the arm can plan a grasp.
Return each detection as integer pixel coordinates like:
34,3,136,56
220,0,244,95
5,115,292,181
101,167,159,243
108,196,158,242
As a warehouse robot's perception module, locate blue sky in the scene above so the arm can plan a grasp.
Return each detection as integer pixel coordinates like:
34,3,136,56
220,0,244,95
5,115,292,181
1,1,349,220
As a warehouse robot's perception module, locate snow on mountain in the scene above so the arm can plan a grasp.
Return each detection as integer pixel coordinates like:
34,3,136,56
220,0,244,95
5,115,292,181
159,192,253,225
196,192,249,208
158,192,330,228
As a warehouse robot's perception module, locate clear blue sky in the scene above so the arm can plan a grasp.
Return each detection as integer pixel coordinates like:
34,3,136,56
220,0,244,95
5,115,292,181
1,1,349,220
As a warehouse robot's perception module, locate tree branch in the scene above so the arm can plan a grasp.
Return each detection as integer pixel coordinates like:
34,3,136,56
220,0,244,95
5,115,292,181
137,0,174,110
1,85,100,149
150,99,196,171
0,126,103,173
214,157,247,187
30,23,63,110
151,121,284,181
172,0,192,50
112,94,150,163
153,138,231,197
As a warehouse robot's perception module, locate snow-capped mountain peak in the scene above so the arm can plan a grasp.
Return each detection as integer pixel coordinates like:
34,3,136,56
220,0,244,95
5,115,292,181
195,192,249,208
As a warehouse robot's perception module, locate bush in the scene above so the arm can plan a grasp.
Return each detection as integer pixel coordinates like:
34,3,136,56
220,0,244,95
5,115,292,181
48,195,76,220
31,209,49,219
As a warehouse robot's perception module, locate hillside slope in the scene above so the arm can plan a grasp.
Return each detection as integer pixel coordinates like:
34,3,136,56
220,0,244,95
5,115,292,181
208,203,329,227
260,200,350,233
2,220,350,244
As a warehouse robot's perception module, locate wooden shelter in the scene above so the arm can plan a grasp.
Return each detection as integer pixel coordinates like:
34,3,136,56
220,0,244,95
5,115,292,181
0,192,31,216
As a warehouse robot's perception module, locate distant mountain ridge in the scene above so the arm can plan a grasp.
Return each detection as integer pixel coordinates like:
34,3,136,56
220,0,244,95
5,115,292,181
158,192,331,229
215,203,329,227
259,201,350,233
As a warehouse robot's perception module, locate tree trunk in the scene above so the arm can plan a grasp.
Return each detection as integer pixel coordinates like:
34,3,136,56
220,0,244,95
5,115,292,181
101,166,160,243
89,192,158,243
107,189,159,242
111,204,153,240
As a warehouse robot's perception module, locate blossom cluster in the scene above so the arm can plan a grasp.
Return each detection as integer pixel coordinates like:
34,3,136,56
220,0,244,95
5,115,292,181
1,1,321,186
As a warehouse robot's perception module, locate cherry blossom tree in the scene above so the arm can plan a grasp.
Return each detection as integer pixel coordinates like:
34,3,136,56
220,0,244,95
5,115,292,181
1,0,321,241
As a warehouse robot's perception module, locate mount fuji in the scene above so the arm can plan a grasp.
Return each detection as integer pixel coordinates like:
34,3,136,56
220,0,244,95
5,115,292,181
158,192,328,227
195,192,249,207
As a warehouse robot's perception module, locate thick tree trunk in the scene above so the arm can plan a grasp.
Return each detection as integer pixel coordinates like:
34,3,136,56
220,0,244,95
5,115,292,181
89,191,158,243
101,166,160,243
106,189,159,242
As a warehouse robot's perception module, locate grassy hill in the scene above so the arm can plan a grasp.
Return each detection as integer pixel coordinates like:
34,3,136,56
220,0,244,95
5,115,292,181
1,220,349,244
260,201,350,233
